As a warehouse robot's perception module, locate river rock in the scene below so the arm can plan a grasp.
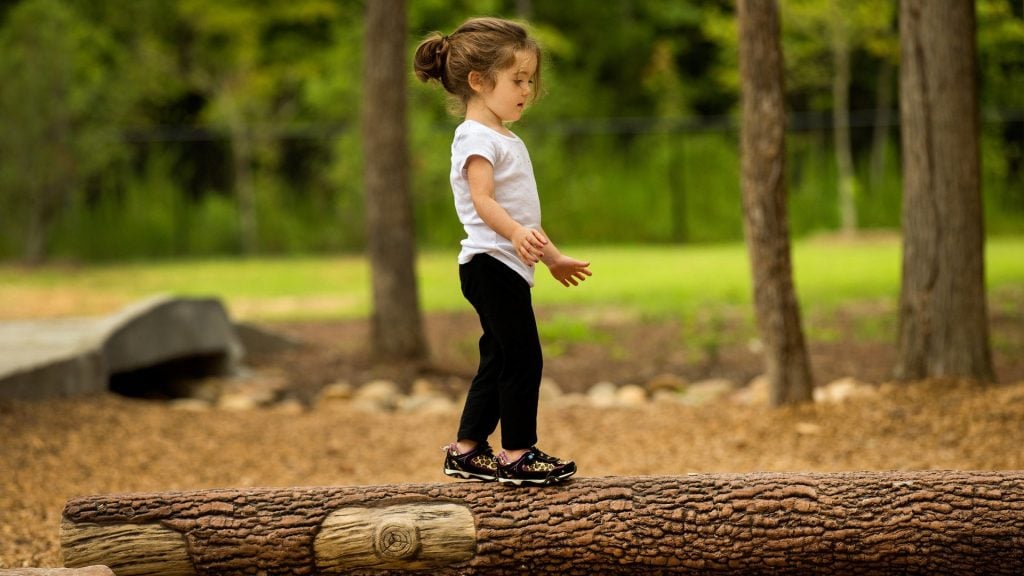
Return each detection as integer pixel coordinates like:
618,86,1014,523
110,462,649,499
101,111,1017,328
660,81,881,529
616,384,648,406
681,378,736,406
539,377,563,402
587,381,619,408
815,377,876,404
353,379,402,412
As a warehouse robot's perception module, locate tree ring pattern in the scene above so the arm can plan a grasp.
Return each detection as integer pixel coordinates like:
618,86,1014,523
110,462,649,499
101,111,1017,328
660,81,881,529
374,519,420,561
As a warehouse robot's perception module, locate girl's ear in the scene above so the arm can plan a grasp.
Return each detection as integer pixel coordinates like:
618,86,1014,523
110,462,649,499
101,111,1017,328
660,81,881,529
467,70,487,93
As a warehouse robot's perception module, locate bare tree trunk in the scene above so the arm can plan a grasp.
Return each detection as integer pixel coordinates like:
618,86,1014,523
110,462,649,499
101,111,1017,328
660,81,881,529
668,133,688,243
737,0,814,406
61,471,1024,575
869,58,895,192
24,186,53,265
869,10,898,194
830,0,858,236
219,88,260,255
23,75,76,265
229,122,259,255
362,0,427,361
896,0,995,382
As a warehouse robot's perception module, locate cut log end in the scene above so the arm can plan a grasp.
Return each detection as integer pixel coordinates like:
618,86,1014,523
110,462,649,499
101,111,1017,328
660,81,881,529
60,521,194,576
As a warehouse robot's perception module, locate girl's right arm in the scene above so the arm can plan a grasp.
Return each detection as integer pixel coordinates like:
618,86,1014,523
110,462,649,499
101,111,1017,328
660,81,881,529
466,155,549,266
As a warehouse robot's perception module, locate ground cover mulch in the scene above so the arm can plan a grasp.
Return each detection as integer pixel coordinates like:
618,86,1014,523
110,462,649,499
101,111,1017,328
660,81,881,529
2,307,1023,569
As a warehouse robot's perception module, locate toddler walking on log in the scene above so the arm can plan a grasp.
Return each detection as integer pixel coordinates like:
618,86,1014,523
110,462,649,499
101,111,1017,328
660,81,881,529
414,17,591,486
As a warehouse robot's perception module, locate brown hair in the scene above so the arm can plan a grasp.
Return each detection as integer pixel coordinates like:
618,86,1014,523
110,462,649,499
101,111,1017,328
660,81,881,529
413,17,542,114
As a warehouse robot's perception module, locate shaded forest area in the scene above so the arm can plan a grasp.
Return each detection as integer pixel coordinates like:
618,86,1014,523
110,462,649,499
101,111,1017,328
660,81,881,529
1,0,1022,262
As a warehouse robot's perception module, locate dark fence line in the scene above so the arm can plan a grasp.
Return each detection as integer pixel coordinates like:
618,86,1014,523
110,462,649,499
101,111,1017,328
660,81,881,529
85,108,1024,143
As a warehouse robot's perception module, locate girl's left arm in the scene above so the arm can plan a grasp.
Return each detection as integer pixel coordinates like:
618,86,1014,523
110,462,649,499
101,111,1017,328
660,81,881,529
540,230,592,287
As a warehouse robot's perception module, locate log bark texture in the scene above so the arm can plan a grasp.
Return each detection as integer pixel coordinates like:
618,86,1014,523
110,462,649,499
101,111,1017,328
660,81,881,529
61,471,1024,575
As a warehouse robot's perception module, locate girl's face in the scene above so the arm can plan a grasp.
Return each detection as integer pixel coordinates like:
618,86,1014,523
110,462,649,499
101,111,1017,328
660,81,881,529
469,50,537,127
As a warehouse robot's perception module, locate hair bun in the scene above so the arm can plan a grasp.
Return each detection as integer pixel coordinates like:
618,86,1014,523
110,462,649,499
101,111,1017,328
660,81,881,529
413,33,448,84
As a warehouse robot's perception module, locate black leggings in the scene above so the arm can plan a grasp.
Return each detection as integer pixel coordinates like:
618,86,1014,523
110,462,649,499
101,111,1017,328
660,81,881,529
457,254,542,450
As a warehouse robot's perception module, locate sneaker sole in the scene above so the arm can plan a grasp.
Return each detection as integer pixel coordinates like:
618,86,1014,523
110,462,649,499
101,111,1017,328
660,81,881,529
497,471,576,486
444,468,497,482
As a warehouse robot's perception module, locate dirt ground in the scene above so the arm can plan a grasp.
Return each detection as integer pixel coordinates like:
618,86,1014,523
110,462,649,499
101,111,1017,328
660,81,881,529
2,306,1024,569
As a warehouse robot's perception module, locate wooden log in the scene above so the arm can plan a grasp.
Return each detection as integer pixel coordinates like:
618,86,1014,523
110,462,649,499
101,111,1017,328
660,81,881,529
61,471,1024,575
0,567,114,576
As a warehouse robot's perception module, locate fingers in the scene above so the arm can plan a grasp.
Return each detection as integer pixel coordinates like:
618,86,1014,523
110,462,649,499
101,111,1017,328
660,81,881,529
527,233,547,263
555,263,592,287
519,243,543,266
516,228,548,266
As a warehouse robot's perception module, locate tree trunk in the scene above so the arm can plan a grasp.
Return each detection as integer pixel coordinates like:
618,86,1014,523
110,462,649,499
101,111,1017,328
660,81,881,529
23,81,76,266
869,9,898,195
869,58,895,193
221,90,259,256
362,0,427,361
61,471,1024,575
668,133,688,243
229,121,259,255
896,0,995,382
830,0,858,236
737,0,814,406
24,185,53,265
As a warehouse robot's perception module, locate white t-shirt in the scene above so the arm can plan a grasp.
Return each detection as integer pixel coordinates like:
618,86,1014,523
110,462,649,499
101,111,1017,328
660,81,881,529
450,120,541,286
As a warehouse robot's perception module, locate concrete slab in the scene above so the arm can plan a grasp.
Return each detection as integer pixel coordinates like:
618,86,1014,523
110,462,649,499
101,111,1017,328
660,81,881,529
0,295,243,400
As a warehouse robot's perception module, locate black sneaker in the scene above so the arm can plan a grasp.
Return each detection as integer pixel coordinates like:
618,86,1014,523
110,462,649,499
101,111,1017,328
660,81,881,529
497,447,577,486
443,442,498,482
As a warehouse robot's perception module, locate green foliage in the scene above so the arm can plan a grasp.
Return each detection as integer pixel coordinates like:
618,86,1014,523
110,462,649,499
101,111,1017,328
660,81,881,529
517,128,745,244
51,152,184,260
780,0,897,110
186,194,244,256
0,0,125,261
0,0,1022,262
977,0,1024,110
787,129,904,234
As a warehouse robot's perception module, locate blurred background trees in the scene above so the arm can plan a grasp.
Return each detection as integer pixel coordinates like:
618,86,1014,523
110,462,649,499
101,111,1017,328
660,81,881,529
0,0,1021,263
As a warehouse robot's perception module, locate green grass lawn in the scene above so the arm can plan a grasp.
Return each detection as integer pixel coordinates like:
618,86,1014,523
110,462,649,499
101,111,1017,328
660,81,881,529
1,237,1021,324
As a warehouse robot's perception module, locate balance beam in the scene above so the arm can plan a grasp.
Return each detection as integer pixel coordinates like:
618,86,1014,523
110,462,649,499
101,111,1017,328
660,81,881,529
61,471,1024,575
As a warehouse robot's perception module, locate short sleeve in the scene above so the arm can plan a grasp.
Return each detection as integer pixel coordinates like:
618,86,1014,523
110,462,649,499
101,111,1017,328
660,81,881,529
453,126,500,177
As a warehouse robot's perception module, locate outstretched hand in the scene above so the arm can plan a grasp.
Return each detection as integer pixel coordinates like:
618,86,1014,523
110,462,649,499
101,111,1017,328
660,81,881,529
546,254,592,287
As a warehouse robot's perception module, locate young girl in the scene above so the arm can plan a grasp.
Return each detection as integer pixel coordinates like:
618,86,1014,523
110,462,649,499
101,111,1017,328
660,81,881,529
414,17,591,486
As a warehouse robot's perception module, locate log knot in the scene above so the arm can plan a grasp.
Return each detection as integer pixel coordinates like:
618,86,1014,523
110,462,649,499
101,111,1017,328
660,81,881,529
374,518,420,561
